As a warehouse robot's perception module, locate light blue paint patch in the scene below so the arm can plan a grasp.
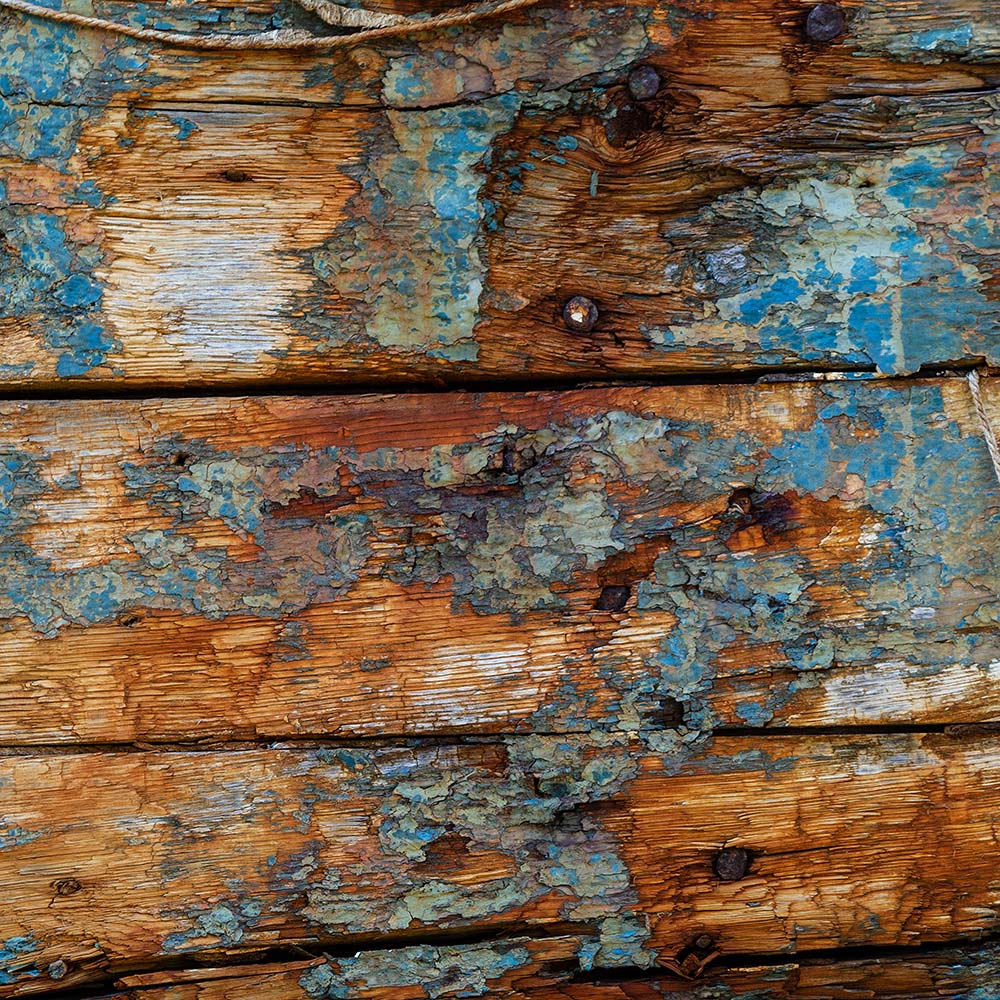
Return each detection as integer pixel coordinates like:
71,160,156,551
0,936,40,985
170,116,199,142
0,826,42,849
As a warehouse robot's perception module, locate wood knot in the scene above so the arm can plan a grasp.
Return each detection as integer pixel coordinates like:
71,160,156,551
52,878,82,896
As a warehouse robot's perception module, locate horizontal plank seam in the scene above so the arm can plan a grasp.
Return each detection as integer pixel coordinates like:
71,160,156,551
0,365,986,404
1,722,997,754
5,80,1000,116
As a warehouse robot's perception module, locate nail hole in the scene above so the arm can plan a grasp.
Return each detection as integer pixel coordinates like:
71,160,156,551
660,696,686,728
627,64,661,101
48,961,69,981
728,487,754,515
222,168,253,183
116,613,142,628
595,585,630,611
171,451,190,467
713,846,752,882
52,878,82,896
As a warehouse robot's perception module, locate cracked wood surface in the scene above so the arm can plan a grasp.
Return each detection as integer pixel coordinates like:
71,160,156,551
3,733,1000,994
1,0,998,387
89,936,1000,999
0,378,997,743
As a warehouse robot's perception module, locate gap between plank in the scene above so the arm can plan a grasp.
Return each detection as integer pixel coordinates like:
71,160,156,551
0,721,994,754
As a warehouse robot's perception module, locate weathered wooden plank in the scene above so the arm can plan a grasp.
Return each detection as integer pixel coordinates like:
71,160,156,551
1,2,998,386
4,733,1000,994
93,937,1000,1000
0,378,997,743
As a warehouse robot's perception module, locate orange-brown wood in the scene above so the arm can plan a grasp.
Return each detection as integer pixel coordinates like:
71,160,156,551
0,379,995,744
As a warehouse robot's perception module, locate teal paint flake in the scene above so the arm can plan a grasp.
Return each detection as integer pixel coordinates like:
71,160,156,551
648,133,999,373
301,96,522,364
0,936,40,985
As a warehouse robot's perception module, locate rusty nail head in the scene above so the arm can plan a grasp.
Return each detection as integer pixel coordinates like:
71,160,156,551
596,584,630,611
563,296,599,333
805,3,846,42
628,64,661,101
713,847,751,881
694,934,714,951
48,961,68,981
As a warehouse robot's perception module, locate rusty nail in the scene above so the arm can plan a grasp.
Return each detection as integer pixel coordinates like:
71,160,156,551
596,585,630,611
627,64,661,101
805,3,846,42
693,934,714,951
222,168,252,183
713,847,751,881
563,296,599,334
53,878,82,896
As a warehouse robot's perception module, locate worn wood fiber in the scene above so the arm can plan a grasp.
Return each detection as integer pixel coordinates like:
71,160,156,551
3,733,1000,995
1,0,998,386
0,378,996,743
94,937,1000,1000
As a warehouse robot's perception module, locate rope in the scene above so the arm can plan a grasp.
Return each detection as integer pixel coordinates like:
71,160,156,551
968,369,1000,489
0,0,543,49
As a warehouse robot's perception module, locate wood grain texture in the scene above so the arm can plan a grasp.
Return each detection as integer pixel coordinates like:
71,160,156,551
84,936,1000,999
0,378,997,743
1,0,998,386
4,733,1000,994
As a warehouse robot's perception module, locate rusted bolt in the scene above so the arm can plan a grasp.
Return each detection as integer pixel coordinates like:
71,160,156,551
562,296,599,334
713,847,751,881
595,585,630,611
627,64,661,101
693,934,714,951
222,168,252,183
48,961,68,981
805,3,846,42
52,878,82,896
